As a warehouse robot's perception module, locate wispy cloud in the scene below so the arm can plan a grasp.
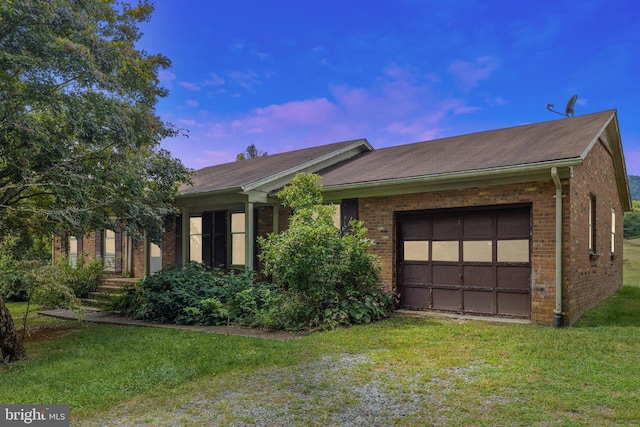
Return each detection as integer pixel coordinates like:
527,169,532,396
158,70,177,88
449,56,499,91
228,70,262,91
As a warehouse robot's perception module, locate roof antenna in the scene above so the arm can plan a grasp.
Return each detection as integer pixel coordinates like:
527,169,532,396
547,94,578,117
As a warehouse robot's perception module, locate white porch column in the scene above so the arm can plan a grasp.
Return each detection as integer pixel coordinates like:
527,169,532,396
181,207,190,266
245,201,255,269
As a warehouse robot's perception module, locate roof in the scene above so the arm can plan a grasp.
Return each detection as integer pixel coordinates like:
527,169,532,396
179,139,372,196
320,110,618,187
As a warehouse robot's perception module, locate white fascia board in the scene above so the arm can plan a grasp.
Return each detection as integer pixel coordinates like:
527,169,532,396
579,111,615,160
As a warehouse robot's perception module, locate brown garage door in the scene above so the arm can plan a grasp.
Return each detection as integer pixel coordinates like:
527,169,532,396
397,205,531,318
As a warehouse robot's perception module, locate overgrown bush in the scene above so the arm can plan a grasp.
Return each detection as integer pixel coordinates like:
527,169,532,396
29,255,104,308
259,172,395,330
114,262,281,327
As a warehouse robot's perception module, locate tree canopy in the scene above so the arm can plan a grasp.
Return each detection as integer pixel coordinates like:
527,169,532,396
0,0,191,362
0,0,191,245
236,143,267,161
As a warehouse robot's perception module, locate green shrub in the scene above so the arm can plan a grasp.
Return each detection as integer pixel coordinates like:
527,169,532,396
29,255,104,308
114,262,281,327
259,172,395,330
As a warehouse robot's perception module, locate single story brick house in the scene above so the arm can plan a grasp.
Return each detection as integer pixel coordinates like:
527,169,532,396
56,109,632,326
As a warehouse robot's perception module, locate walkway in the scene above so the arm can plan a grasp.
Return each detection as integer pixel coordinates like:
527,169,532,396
39,309,302,341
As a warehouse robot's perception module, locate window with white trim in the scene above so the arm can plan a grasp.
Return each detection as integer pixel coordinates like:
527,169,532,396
104,229,116,272
611,209,616,254
588,195,596,253
190,216,203,263
230,212,246,265
69,236,79,267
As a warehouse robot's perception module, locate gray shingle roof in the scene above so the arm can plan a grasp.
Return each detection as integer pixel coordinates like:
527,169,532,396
320,110,616,187
179,139,369,195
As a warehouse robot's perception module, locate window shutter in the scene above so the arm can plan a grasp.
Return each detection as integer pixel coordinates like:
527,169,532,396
95,230,103,259
202,211,213,267
341,198,359,230
114,227,123,273
213,211,227,268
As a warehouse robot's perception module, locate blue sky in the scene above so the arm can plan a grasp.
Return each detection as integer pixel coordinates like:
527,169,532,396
137,0,640,175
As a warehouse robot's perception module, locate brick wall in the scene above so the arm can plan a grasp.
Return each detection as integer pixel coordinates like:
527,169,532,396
357,180,562,325
565,139,624,324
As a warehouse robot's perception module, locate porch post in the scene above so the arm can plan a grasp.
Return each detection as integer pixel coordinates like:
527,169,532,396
181,207,190,266
245,201,254,269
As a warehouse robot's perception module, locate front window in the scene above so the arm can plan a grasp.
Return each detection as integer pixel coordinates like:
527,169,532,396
231,212,246,265
588,195,596,253
69,236,79,267
611,209,616,254
104,229,116,272
190,217,203,263
150,243,162,273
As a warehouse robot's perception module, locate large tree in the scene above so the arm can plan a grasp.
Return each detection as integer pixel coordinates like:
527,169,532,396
0,0,191,362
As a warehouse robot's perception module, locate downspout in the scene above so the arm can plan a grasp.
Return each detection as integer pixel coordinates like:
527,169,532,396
551,167,564,327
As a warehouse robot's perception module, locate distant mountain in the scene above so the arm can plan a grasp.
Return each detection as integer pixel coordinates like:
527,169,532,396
630,175,640,201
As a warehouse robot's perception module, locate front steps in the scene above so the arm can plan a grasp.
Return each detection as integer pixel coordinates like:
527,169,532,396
81,277,141,310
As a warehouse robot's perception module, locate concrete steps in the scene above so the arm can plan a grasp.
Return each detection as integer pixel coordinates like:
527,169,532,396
81,277,141,311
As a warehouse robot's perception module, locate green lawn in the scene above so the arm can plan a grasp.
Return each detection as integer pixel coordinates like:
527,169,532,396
2,241,639,426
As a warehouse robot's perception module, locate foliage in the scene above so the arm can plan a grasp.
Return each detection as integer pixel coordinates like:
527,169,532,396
623,200,640,239
259,172,395,330
28,254,104,308
114,262,280,327
0,0,192,245
236,143,268,161
0,0,191,362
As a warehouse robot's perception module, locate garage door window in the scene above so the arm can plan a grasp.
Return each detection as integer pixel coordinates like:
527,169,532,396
432,241,459,262
463,241,492,262
497,240,529,263
403,241,429,261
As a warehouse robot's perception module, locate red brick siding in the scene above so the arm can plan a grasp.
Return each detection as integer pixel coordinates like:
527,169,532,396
357,181,562,325
565,139,624,325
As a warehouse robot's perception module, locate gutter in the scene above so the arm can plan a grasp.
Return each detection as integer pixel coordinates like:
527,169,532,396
551,167,564,327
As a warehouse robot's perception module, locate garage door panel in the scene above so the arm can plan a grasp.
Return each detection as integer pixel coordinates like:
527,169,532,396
402,263,429,286
433,265,460,285
497,266,530,289
432,288,459,311
432,216,461,238
497,208,530,237
400,286,429,309
463,290,493,313
497,292,530,316
463,213,493,238
402,218,430,240
463,265,494,288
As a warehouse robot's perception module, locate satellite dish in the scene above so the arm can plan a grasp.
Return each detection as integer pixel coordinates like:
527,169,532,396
546,94,578,117
565,94,577,117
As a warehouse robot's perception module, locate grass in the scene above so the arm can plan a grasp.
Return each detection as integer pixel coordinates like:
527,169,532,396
2,240,639,426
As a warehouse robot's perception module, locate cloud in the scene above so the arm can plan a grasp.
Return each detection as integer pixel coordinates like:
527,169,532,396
228,70,262,91
166,63,490,168
449,56,499,91
206,73,225,86
178,81,202,91
157,70,176,88
185,100,199,108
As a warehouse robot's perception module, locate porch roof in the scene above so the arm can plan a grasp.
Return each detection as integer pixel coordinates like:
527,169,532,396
178,139,372,197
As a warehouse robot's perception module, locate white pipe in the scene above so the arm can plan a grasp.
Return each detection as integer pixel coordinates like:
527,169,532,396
551,167,564,327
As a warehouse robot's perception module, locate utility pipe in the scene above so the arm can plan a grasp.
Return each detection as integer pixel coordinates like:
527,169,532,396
551,167,564,327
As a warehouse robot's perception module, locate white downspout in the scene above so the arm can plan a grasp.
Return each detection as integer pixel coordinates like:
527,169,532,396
551,167,564,327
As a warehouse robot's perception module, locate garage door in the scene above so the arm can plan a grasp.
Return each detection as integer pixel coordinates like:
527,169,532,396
397,205,531,318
